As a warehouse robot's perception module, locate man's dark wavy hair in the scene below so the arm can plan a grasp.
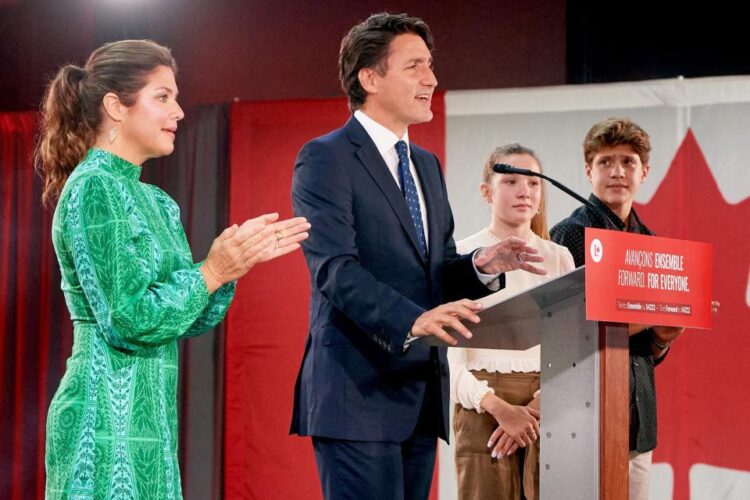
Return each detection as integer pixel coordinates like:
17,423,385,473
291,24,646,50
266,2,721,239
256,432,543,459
339,12,433,111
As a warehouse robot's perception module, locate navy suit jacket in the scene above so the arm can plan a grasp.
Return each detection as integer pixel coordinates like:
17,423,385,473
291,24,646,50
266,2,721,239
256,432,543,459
290,117,497,443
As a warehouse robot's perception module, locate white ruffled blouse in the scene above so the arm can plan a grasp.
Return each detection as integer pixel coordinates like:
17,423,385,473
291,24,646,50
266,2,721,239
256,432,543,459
448,228,574,412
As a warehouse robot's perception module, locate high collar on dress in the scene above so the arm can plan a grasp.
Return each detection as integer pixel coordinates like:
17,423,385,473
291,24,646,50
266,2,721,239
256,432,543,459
86,148,142,182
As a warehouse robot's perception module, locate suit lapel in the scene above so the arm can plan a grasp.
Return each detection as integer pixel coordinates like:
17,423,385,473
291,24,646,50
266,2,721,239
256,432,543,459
345,118,427,264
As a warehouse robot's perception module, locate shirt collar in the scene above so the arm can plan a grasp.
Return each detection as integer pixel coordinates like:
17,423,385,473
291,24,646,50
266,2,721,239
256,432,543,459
354,110,410,158
587,193,648,233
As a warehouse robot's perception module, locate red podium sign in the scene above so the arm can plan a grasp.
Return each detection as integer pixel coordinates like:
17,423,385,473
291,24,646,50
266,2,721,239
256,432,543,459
585,228,713,329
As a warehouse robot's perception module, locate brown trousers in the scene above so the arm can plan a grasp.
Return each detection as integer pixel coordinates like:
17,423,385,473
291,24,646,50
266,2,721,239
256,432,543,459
454,371,541,500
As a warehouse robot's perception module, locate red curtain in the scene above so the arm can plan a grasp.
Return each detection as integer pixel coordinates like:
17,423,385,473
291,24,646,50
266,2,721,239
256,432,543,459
224,95,445,498
0,112,73,500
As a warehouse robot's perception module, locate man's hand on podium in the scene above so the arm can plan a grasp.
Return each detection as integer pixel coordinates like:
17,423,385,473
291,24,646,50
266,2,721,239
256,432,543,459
409,299,483,346
482,393,540,459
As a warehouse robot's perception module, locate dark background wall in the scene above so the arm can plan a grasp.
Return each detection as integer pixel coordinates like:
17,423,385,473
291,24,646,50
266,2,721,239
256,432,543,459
566,1,750,84
5,0,749,113
2,0,568,111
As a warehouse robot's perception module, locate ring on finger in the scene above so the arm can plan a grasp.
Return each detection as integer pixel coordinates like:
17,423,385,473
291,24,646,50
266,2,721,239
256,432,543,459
517,251,526,264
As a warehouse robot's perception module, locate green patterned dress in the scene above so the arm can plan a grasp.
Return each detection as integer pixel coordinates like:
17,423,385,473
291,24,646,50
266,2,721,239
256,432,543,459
45,149,235,499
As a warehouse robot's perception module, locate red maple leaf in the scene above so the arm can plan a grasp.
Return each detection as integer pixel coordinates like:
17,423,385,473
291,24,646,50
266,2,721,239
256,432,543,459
635,129,750,498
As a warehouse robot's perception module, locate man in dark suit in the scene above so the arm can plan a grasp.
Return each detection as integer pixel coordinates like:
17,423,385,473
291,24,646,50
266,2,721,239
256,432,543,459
290,13,545,499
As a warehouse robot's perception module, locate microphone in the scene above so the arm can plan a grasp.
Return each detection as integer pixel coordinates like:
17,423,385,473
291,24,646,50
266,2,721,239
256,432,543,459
492,163,621,230
493,164,535,176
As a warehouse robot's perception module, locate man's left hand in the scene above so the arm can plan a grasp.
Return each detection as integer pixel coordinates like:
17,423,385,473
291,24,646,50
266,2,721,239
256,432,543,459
473,236,546,275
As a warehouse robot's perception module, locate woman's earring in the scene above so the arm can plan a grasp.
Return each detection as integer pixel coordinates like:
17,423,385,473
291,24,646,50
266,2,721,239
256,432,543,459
108,126,119,144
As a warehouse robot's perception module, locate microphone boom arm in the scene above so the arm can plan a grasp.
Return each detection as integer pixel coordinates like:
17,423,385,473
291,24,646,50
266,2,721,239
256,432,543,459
493,163,621,230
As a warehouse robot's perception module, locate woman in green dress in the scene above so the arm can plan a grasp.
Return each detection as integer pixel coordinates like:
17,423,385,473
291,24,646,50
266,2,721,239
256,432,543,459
35,40,309,499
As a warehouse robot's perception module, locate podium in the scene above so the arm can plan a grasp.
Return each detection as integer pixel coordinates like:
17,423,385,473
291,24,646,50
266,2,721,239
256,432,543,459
431,266,630,499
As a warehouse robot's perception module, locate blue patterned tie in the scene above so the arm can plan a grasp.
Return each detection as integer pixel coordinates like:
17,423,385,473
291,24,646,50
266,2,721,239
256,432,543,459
395,140,427,259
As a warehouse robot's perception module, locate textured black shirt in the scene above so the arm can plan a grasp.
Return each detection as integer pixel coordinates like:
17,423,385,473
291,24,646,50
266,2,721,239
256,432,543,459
551,194,665,452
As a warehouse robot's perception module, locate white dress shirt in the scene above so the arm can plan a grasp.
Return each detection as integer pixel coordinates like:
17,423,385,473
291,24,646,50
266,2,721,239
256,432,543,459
353,110,499,289
354,110,429,244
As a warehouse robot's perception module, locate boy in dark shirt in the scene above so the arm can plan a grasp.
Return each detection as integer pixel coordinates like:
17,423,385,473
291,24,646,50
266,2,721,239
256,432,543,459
551,117,683,500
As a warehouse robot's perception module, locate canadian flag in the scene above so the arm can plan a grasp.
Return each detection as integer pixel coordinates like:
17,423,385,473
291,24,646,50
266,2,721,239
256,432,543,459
439,77,750,500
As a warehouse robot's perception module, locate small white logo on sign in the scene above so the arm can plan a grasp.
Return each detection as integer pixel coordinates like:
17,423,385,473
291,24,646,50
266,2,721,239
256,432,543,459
590,238,603,263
